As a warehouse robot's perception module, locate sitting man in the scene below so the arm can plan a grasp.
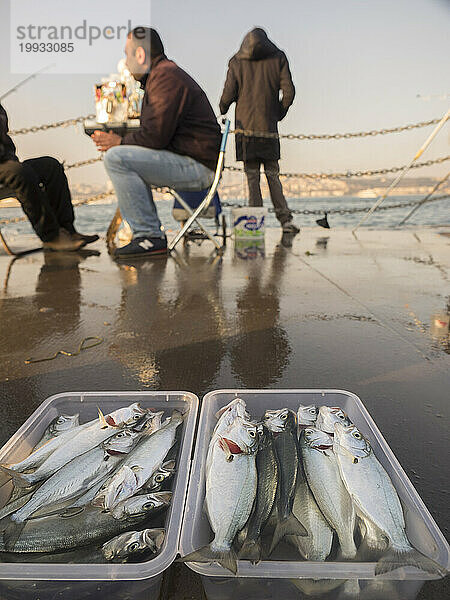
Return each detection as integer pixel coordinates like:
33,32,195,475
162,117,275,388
91,27,221,258
0,103,98,251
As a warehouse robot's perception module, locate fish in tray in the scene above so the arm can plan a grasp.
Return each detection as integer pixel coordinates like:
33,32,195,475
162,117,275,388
0,495,165,553
333,422,446,576
300,427,357,559
102,528,165,562
264,408,307,554
296,404,318,436
34,413,80,450
1,403,148,483
238,423,278,564
316,405,352,435
111,491,172,521
94,410,184,510
182,416,259,575
2,430,140,551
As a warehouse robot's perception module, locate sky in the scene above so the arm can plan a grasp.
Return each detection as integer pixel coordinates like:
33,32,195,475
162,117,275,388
0,0,449,186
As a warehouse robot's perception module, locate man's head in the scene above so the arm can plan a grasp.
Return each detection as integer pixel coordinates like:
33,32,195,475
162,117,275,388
125,27,164,79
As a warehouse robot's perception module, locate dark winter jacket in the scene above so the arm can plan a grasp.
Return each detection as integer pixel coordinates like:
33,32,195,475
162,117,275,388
122,55,221,172
0,104,18,163
219,28,295,162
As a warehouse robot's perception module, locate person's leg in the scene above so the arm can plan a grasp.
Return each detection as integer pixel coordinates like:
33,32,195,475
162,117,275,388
263,160,293,225
104,145,215,239
244,160,263,207
24,157,75,232
0,159,59,241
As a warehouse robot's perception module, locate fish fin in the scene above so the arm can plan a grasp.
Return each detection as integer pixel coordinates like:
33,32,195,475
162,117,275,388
181,544,238,575
355,538,386,562
162,460,176,472
91,495,106,509
238,539,262,565
375,547,446,577
269,514,308,555
98,408,109,429
3,520,25,551
0,466,31,489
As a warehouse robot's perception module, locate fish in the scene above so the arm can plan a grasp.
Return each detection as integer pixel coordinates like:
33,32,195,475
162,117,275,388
206,398,250,477
144,460,176,493
102,528,165,562
289,462,333,561
0,504,158,553
4,430,140,551
300,427,357,559
1,404,147,487
34,414,80,450
264,408,307,553
92,466,138,512
111,491,172,521
315,406,352,435
239,424,278,564
333,423,445,576
182,417,259,575
297,404,318,436
100,410,184,509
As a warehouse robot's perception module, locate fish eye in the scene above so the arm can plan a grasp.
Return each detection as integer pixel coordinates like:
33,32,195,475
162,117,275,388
304,429,313,435
337,413,345,419
248,429,256,438
352,431,362,439
281,413,288,420
143,502,155,510
57,417,65,423
128,542,140,552
155,474,165,482
117,432,125,437
309,408,316,414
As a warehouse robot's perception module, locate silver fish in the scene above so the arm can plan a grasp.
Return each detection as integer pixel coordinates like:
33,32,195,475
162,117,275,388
3,404,146,487
182,417,258,575
93,466,138,511
264,408,307,554
34,414,80,450
9,431,140,527
105,410,183,508
0,505,157,553
316,405,352,435
289,463,333,561
333,423,445,576
102,528,165,561
144,460,176,493
111,491,172,520
300,427,357,559
297,404,318,437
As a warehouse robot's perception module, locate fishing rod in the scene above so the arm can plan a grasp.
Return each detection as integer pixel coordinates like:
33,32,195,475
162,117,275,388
0,64,55,102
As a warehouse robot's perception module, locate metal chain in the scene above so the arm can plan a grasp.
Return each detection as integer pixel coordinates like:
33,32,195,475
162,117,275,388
65,156,103,170
10,115,96,136
232,118,444,140
220,193,449,217
224,156,450,180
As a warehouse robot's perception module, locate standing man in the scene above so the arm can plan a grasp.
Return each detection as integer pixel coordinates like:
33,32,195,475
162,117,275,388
0,103,98,251
92,28,221,259
220,28,299,234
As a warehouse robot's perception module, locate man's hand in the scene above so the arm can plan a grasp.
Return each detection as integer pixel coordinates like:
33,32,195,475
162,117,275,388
91,130,122,152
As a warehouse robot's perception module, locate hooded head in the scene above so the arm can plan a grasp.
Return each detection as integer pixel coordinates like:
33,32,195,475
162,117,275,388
236,27,279,60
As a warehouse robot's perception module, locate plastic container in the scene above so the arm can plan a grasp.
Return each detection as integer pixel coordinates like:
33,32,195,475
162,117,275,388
0,391,198,600
232,207,267,239
180,389,449,600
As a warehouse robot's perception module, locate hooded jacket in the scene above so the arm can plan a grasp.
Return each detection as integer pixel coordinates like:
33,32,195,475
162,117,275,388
0,104,18,163
121,55,221,172
219,28,295,162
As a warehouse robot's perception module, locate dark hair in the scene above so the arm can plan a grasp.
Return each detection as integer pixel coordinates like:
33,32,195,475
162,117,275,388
129,27,164,60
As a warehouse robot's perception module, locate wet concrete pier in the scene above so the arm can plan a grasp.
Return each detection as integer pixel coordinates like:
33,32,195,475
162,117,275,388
0,227,449,598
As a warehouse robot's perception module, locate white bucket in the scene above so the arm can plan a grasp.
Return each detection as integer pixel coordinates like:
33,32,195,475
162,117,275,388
232,207,267,239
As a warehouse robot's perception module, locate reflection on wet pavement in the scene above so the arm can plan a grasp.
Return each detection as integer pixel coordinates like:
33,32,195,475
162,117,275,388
0,228,449,599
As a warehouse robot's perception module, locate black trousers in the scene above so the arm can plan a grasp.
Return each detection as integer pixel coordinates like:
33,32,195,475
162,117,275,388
244,159,292,225
0,156,75,242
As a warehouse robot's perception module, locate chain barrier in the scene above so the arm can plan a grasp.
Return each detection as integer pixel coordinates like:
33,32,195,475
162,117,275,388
10,115,96,136
224,156,450,180
232,118,443,141
220,194,449,217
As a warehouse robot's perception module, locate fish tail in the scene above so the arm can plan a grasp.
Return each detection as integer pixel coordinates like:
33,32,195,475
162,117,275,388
0,465,31,488
375,546,446,577
269,514,308,555
3,520,26,551
238,538,263,564
181,544,238,575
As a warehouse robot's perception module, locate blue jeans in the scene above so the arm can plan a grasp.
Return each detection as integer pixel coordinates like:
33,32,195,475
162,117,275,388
104,146,215,238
